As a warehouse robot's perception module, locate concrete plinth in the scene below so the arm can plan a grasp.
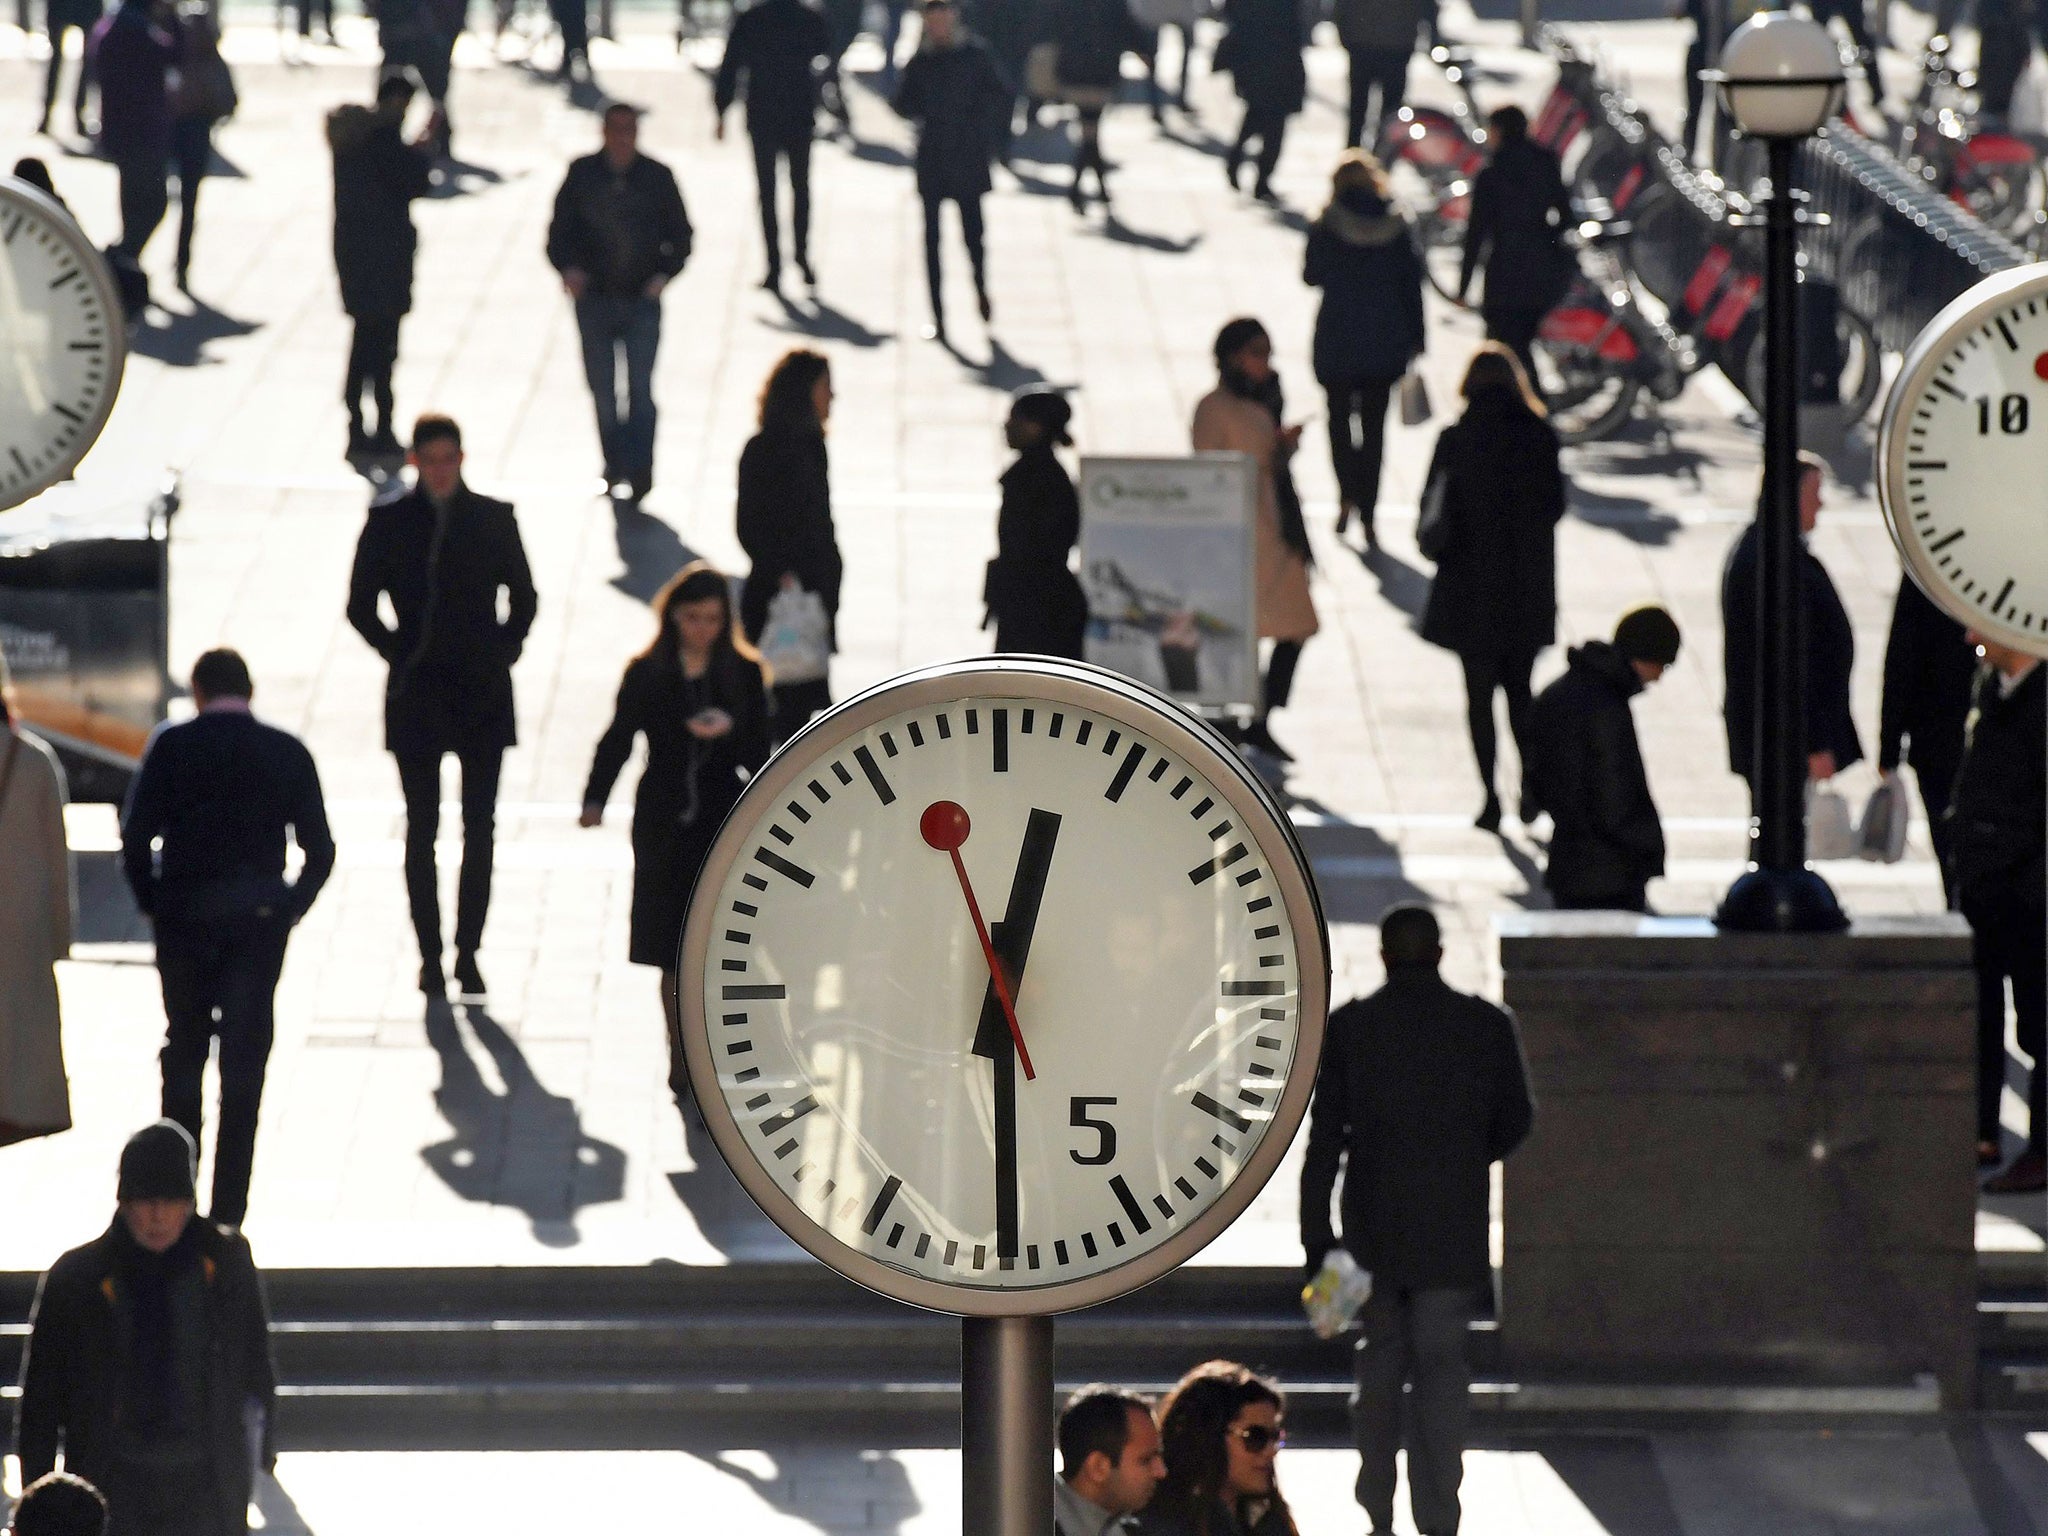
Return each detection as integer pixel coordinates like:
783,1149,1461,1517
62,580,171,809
1496,913,1979,1407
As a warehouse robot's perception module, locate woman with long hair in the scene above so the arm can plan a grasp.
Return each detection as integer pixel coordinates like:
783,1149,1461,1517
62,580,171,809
580,562,771,1109
1142,1361,1297,1536
737,348,843,737
1418,342,1566,831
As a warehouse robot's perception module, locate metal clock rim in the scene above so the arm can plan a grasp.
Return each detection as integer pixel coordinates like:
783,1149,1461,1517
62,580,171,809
0,176,129,515
676,655,1331,1318
1877,261,2048,655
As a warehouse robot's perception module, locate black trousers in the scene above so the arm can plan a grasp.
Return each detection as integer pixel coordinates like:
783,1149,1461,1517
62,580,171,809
345,314,403,435
295,0,332,36
1353,1284,1477,1536
549,0,588,65
1346,45,1409,149
920,191,986,321
114,146,170,261
771,678,832,745
1460,646,1537,800
104,1455,235,1536
1483,306,1546,390
1264,638,1304,712
41,21,91,131
1230,106,1286,190
752,131,813,275
1326,378,1396,531
1553,884,1648,913
1964,888,2047,1152
156,912,292,1228
170,116,210,277
395,745,504,963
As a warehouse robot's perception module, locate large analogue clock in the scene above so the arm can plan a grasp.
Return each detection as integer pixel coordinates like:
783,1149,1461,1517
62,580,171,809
0,176,127,511
678,658,1329,1315
1878,262,2048,653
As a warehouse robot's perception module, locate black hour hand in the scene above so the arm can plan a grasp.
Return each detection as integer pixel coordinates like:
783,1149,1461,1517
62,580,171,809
971,808,1062,1060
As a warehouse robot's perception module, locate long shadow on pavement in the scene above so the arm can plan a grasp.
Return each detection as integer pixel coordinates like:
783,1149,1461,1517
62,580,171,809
1569,483,1682,547
1285,799,1434,923
609,502,700,602
767,292,893,349
686,1446,923,1534
664,1104,808,1261
1514,1435,1686,1536
1355,542,1430,627
972,339,1048,394
1097,215,1200,255
126,297,260,368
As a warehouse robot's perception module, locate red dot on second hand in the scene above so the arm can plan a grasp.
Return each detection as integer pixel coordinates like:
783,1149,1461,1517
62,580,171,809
920,800,971,851
2035,351,2048,383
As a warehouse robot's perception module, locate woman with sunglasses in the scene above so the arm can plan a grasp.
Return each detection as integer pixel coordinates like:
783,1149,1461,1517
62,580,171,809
1141,1361,1297,1536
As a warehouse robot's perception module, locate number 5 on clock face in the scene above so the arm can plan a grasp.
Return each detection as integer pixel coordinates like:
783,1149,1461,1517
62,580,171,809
678,659,1329,1316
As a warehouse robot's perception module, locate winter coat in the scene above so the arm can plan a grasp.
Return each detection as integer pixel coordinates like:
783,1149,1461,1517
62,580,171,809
985,446,1087,659
15,1218,276,1530
1300,970,1533,1289
1334,0,1427,52
545,152,693,297
1052,0,1145,89
1460,136,1576,314
1137,1495,1296,1536
328,104,434,320
1213,0,1304,116
91,1,179,160
1719,520,1862,781
1877,579,1973,806
167,7,233,125
892,38,1013,200
1304,189,1426,387
714,0,832,143
1192,386,1318,643
0,728,71,1145
1526,641,1665,903
736,420,844,643
345,485,539,757
1417,395,1565,659
1946,663,2045,906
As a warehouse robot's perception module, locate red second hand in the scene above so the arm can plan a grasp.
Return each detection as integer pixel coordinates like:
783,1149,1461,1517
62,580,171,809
920,800,1036,1081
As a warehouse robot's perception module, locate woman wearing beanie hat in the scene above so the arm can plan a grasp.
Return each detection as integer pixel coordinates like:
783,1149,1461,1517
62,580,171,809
984,389,1088,660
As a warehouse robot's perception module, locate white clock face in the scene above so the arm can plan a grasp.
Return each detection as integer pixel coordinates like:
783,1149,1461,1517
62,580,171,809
1880,264,2048,655
0,179,126,511
679,661,1328,1314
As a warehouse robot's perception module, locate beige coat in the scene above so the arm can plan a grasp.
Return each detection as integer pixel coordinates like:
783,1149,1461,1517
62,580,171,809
1192,386,1320,643
0,728,72,1144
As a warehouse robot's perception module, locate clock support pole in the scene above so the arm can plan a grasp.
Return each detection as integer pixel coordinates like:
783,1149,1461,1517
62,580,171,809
961,1314,1054,1536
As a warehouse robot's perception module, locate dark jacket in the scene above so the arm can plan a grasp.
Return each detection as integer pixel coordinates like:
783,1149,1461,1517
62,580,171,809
1300,971,1533,1289
328,103,434,319
545,151,693,297
714,0,832,142
1460,136,1575,314
1877,578,1973,805
345,484,539,757
1417,396,1566,658
737,419,843,643
582,649,773,846
120,709,334,925
1720,520,1862,781
985,445,1087,659
1214,0,1305,115
892,39,1012,200
1137,1495,1294,1536
1946,663,2045,906
1305,190,1426,387
1052,0,1145,88
1526,641,1663,902
15,1217,276,1529
91,1,179,160
1335,0,1428,52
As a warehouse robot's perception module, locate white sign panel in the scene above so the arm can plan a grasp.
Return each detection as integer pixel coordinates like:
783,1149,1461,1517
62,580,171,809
1079,454,1259,710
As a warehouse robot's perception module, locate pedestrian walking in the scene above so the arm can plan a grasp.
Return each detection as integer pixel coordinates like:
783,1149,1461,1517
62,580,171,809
90,0,179,262
345,414,538,1000
294,0,334,47
1333,0,1424,148
1214,0,1304,202
329,72,438,461
1127,0,1199,123
7,1472,107,1536
0,684,73,1149
1055,1388,1165,1536
1304,150,1425,548
378,0,458,155
580,563,771,1110
1457,105,1575,382
1048,0,1144,210
714,0,832,293
1525,606,1681,912
1139,1361,1297,1536
965,0,1050,150
891,0,1010,343
1417,343,1565,830
119,650,334,1229
165,0,232,292
548,0,590,80
1948,633,2046,1192
1720,453,1862,799
1878,577,1975,902
1193,318,1317,762
985,388,1087,659
546,102,693,504
818,0,862,132
736,349,843,732
1299,903,1533,1536
14,1121,276,1536
37,0,100,139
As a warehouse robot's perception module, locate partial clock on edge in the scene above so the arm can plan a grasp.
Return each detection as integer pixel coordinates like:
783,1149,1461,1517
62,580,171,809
0,176,127,511
1878,262,2048,654
677,657,1330,1315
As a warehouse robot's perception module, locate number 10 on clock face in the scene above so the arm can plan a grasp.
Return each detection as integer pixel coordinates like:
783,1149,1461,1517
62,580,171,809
678,662,1328,1314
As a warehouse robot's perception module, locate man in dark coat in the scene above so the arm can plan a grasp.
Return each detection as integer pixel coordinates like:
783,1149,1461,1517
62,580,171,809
1216,0,1304,201
91,0,179,261
891,0,1011,344
714,0,832,293
1458,105,1576,381
120,650,334,1230
546,103,693,503
1948,634,2047,1194
15,1121,277,1536
328,72,438,459
1301,904,1531,1536
1526,606,1680,912
1878,578,1974,901
39,0,102,139
1333,0,1425,148
346,414,537,999
1720,454,1862,803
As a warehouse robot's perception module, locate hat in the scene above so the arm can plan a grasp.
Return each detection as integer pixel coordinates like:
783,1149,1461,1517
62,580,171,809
1010,388,1072,445
117,1120,198,1203
1612,605,1681,666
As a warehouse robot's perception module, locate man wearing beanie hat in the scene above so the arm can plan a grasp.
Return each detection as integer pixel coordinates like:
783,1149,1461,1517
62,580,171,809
1525,606,1681,912
15,1121,276,1536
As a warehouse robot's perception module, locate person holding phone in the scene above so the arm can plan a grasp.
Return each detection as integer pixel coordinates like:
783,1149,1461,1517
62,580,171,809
580,563,771,1112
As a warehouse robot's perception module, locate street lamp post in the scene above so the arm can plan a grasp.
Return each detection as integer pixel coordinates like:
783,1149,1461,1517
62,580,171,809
1709,13,1851,933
